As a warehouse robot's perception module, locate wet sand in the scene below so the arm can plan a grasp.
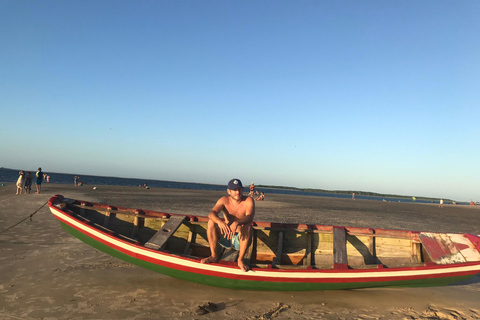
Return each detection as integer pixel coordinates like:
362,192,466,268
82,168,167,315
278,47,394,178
1,183,480,319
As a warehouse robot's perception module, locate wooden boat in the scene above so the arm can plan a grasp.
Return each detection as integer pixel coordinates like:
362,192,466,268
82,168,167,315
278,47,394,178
48,195,480,291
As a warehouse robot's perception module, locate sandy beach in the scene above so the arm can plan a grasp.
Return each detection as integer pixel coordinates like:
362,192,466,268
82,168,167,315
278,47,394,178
1,183,480,319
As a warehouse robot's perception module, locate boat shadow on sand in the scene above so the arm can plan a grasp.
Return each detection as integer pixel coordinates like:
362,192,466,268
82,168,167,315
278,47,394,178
451,273,480,286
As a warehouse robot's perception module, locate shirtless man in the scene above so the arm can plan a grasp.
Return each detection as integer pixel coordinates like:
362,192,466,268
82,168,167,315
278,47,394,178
201,179,255,271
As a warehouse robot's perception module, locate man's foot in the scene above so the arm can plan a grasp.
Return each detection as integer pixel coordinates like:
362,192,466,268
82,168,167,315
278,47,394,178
238,259,250,272
201,256,219,264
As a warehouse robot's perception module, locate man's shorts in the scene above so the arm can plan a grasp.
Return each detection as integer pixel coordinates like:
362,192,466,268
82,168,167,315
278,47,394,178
218,233,240,250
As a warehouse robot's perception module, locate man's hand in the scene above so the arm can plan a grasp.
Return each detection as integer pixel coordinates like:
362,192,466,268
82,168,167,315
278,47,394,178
229,221,238,236
218,220,239,240
218,220,233,239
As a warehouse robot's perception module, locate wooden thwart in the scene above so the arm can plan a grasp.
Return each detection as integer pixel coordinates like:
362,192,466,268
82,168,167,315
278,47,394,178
145,216,186,250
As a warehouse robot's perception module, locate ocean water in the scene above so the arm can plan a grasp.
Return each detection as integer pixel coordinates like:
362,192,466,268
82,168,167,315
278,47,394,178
0,167,449,205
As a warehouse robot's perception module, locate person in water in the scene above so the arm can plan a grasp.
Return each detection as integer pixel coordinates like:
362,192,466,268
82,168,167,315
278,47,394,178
201,178,255,272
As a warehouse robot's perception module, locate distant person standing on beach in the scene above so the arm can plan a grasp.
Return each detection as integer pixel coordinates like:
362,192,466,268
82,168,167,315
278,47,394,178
201,179,255,272
16,171,25,195
74,176,79,186
36,168,44,194
439,199,444,208
352,192,355,200
24,172,32,194
249,182,255,197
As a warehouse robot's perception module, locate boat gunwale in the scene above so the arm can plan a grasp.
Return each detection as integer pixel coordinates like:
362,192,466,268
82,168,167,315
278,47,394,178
62,196,425,239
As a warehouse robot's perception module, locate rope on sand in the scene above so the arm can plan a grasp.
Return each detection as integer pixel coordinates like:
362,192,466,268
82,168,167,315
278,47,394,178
0,200,49,234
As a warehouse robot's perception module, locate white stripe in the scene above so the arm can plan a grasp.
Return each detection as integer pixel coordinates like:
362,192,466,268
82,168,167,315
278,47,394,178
52,207,480,281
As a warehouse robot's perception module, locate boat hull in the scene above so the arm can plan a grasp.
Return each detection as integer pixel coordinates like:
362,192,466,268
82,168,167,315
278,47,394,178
55,210,480,291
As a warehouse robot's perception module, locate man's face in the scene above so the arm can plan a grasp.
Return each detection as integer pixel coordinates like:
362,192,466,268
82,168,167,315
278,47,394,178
228,187,243,200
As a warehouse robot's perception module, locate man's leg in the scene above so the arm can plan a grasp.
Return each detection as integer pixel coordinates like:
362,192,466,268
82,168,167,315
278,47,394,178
201,219,220,264
237,224,252,271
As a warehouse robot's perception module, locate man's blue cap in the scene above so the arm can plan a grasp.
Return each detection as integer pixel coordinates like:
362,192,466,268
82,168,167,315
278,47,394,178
227,179,243,190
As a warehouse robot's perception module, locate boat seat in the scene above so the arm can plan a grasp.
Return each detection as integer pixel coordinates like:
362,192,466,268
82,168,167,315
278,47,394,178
220,232,256,263
145,215,186,250
220,248,239,262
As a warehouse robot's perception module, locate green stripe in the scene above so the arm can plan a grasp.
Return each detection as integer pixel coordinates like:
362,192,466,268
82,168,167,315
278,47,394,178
60,222,475,291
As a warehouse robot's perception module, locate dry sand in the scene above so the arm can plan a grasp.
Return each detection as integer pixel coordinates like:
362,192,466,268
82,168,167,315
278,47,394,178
1,183,480,319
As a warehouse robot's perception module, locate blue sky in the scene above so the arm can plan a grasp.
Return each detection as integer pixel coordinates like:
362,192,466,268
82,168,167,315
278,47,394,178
1,1,479,201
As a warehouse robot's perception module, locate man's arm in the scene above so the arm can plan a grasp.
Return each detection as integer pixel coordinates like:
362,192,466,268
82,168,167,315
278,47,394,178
237,197,255,225
208,197,233,238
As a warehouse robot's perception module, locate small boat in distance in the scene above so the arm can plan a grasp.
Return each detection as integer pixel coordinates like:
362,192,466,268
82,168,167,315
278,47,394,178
48,195,480,291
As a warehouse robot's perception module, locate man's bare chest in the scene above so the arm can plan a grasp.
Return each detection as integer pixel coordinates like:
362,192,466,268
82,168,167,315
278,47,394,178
223,203,246,218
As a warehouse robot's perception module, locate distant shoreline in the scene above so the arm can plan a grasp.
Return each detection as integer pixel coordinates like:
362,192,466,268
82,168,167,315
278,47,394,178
257,185,453,202
0,167,458,203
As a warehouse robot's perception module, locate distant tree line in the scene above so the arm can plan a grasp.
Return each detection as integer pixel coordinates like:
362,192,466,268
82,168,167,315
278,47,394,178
257,185,452,202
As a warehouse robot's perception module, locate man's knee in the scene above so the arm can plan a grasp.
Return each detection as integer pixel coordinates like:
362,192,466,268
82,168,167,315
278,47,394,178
207,219,215,228
206,219,220,240
207,219,219,231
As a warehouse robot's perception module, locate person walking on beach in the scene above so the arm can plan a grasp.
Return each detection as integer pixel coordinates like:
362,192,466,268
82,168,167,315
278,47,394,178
16,171,25,194
201,179,255,272
24,172,32,194
36,168,44,194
